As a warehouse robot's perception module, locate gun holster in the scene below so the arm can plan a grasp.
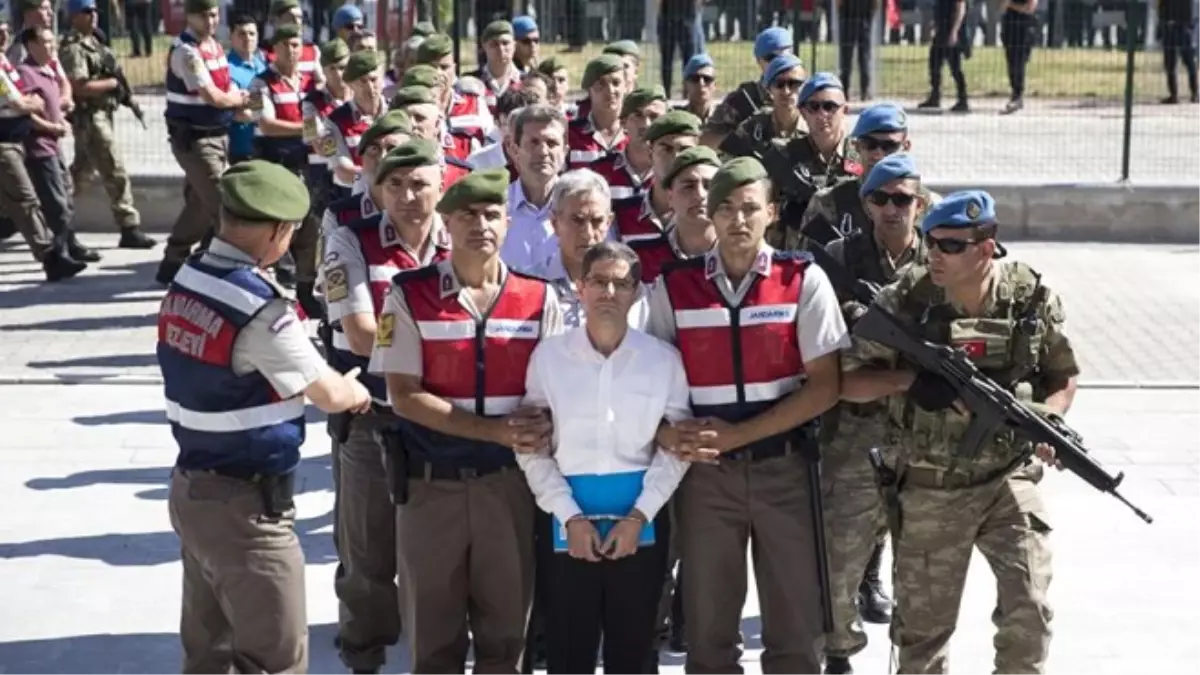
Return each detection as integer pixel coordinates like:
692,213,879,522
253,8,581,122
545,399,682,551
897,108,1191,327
259,472,297,518
377,427,410,506
328,411,352,444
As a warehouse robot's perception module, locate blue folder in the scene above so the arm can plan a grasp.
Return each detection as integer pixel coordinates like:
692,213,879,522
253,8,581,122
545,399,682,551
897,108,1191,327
551,470,657,553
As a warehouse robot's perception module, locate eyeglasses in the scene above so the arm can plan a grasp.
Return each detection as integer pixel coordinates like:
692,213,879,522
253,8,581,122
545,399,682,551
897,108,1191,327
584,276,638,293
859,136,903,153
924,234,984,255
518,37,540,45
773,78,804,91
803,100,843,113
687,74,715,85
867,191,916,208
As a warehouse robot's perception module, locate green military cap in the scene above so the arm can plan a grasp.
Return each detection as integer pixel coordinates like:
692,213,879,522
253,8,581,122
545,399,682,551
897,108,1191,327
269,0,300,16
481,20,514,42
582,54,625,90
437,168,510,214
270,24,302,44
343,50,381,82
603,40,640,59
662,146,721,188
411,21,437,38
400,64,441,89
359,110,413,151
707,157,769,217
183,0,219,14
220,160,311,223
536,56,566,76
320,38,350,66
416,34,453,63
18,0,46,9
389,86,437,108
620,86,667,119
645,110,702,143
375,138,441,184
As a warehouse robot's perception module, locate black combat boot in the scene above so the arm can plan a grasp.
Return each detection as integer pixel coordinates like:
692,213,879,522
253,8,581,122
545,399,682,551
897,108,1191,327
66,233,101,262
825,655,854,674
119,227,158,249
858,540,893,624
43,239,87,282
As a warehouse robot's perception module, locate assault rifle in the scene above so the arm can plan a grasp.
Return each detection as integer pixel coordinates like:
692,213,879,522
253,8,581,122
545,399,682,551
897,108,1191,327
853,306,1154,524
101,51,147,129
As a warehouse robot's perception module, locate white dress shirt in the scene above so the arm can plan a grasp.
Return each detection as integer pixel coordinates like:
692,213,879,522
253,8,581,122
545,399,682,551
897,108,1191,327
518,327,692,525
500,179,558,271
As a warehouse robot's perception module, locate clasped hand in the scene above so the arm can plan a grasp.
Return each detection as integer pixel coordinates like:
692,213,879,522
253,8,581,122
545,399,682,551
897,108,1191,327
657,417,742,464
566,516,643,562
498,406,552,454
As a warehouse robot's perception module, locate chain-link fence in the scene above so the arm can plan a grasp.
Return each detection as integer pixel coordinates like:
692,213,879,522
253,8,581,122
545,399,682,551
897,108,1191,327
24,0,1199,186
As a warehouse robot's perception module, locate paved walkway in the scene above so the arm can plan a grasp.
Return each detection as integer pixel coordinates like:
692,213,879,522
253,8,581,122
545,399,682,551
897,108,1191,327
0,385,1193,673
69,95,1200,185
1,236,1195,386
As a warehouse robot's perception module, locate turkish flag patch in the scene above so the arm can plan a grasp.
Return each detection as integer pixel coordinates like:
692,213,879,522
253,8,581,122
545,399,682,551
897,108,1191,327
954,339,988,360
844,159,863,176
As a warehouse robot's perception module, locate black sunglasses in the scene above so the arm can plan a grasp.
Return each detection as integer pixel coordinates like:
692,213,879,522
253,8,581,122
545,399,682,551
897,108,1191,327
859,136,903,153
774,78,804,91
687,74,714,85
867,191,916,208
518,37,540,45
924,234,983,255
803,100,843,113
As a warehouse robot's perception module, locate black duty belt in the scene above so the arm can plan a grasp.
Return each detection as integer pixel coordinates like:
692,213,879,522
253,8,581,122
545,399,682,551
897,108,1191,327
406,458,516,482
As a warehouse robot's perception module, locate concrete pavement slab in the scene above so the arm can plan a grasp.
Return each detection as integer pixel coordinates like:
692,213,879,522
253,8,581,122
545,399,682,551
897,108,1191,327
0,386,1194,673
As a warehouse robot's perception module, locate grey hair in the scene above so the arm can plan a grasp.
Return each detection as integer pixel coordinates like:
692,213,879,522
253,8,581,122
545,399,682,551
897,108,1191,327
511,103,567,147
550,169,611,216
581,240,643,283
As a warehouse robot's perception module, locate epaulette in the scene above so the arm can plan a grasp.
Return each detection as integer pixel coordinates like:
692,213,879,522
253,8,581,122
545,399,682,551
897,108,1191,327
392,264,439,286
772,250,814,263
347,212,384,232
456,76,486,96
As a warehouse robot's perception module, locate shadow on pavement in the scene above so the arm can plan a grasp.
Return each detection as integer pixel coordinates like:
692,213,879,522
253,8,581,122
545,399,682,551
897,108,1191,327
0,260,161,310
0,313,158,332
29,354,160,370
70,405,325,427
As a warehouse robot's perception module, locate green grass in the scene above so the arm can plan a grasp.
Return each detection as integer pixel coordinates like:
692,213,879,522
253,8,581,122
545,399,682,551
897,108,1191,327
112,35,1172,102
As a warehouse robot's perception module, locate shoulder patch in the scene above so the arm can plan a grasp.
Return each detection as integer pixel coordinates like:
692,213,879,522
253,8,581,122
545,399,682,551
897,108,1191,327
318,135,338,157
324,264,349,302
270,311,298,334
375,313,395,347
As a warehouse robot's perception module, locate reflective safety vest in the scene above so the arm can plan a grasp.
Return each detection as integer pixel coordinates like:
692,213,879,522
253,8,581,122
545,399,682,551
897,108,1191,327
329,191,379,230
567,115,628,169
611,194,666,243
263,41,319,77
393,265,549,468
588,150,649,202
441,127,484,163
628,234,681,284
442,156,472,192
327,215,450,404
164,30,233,129
662,253,816,455
327,99,377,166
0,55,32,141
446,88,491,136
157,259,306,475
255,67,315,166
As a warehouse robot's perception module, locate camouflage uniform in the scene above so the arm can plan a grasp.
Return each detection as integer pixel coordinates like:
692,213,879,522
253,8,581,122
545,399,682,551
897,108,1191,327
725,107,807,159
764,135,863,250
820,230,926,661
783,180,942,252
843,260,1079,674
701,79,767,140
59,28,140,230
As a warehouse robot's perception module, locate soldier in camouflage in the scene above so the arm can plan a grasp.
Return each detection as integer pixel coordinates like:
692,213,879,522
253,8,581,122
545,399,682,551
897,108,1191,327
699,27,796,150
790,103,940,251
59,0,156,248
842,190,1077,674
818,153,932,674
725,54,809,159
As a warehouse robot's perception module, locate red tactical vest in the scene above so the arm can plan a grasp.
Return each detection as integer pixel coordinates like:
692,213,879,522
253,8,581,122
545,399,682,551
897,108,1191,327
611,194,666,243
441,128,479,163
329,191,379,229
567,115,628,169
350,214,451,314
259,67,314,125
447,89,491,136
264,41,319,77
327,99,378,165
628,235,680,284
442,158,472,191
663,252,817,454
589,150,649,202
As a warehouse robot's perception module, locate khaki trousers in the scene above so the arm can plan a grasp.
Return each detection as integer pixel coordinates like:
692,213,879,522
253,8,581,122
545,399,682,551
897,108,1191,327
334,416,402,671
74,110,140,228
678,451,826,674
892,469,1053,674
397,467,536,674
0,140,53,260
168,470,308,674
166,135,227,263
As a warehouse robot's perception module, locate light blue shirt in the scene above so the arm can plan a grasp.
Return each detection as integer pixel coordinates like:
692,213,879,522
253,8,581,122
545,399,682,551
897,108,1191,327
524,250,651,330
500,179,557,272
228,49,267,159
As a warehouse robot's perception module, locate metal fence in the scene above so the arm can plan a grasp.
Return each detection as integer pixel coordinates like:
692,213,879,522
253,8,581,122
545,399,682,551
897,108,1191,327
42,0,1200,186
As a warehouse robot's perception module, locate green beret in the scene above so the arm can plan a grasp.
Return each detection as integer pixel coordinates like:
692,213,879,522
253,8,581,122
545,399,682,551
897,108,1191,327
536,56,566,76
400,64,441,89
389,86,437,108
416,34,453,63
582,54,625,90
707,157,769,217
220,160,310,223
662,146,721,188
343,50,381,82
270,24,302,45
437,168,510,214
603,40,640,59
411,21,437,38
375,139,441,184
645,110,702,143
320,39,350,66
481,20,514,42
359,110,412,152
269,0,300,16
620,86,667,119
18,0,45,9
183,0,219,14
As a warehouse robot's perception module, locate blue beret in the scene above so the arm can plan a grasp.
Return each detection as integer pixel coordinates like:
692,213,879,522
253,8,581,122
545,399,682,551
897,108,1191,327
859,154,920,198
333,5,364,30
512,15,538,38
921,190,998,233
798,72,844,104
852,102,908,137
683,53,714,79
68,0,96,14
754,27,792,60
762,54,804,88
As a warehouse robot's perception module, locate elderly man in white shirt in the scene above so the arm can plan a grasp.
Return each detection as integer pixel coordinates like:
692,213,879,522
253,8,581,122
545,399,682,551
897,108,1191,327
499,104,567,271
526,169,650,329
518,240,694,674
